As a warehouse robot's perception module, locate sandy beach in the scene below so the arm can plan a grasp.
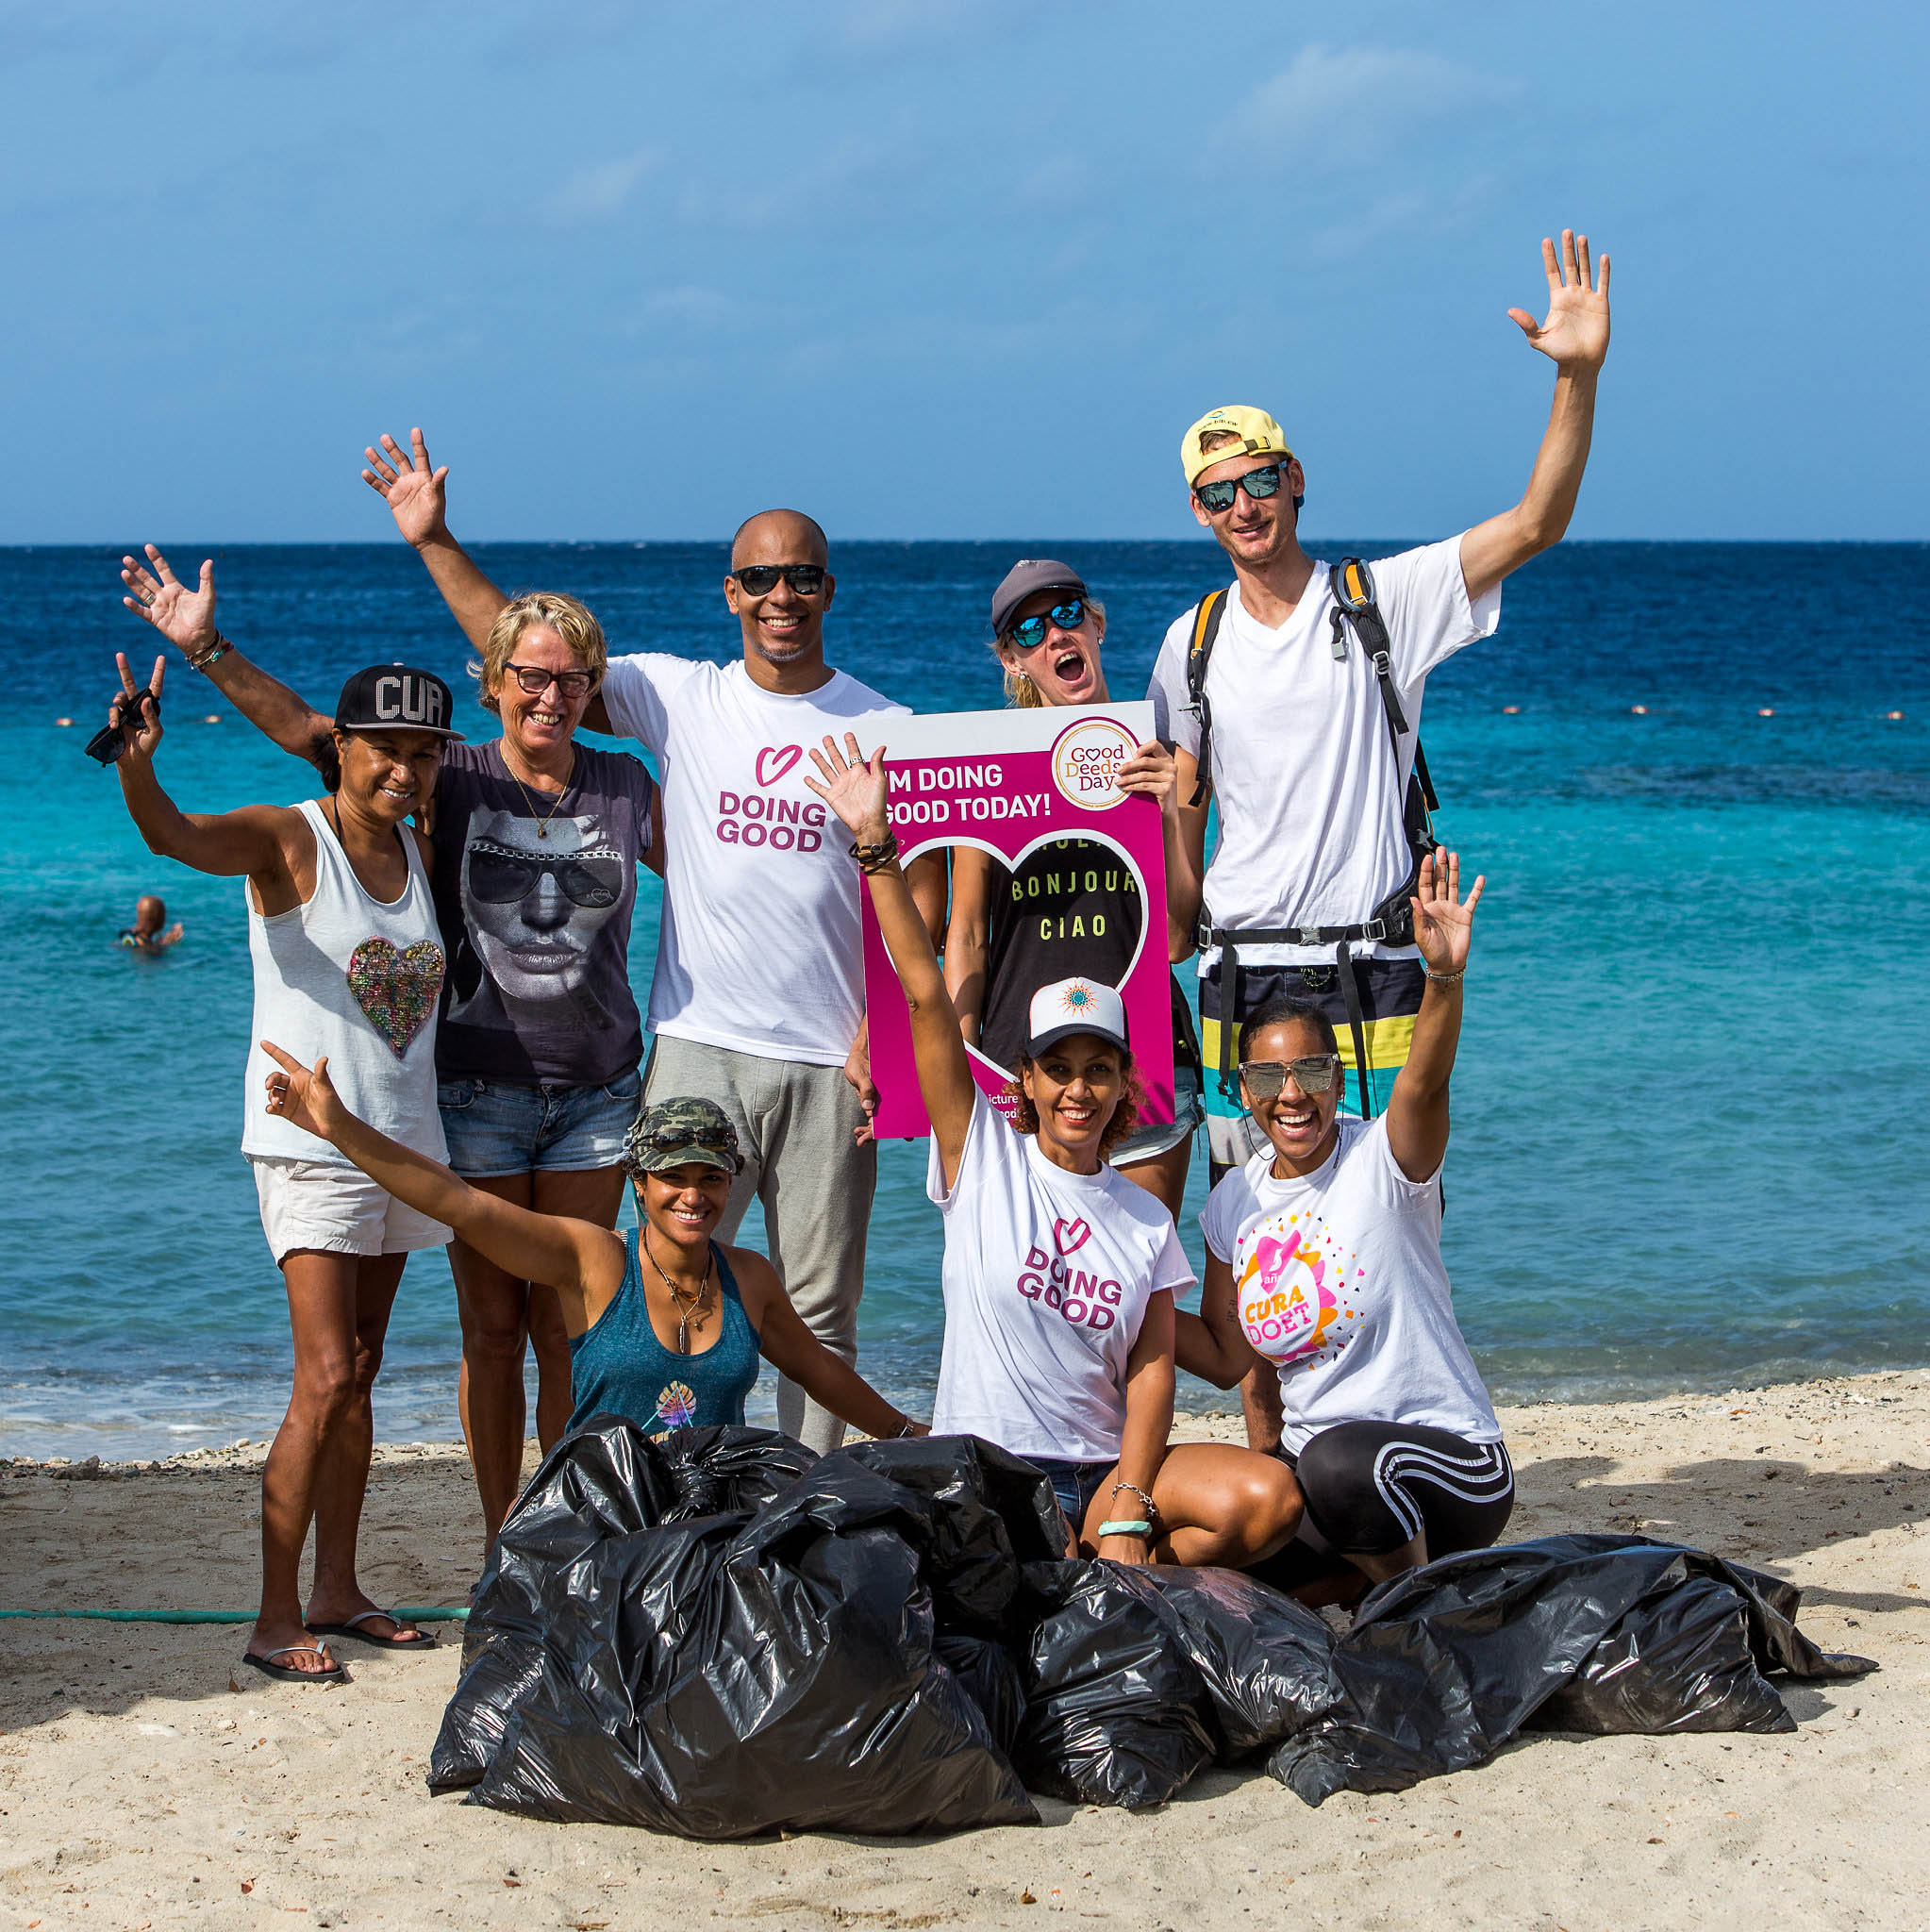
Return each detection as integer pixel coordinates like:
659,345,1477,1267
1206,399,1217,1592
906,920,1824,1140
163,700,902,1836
3,1371,1927,1931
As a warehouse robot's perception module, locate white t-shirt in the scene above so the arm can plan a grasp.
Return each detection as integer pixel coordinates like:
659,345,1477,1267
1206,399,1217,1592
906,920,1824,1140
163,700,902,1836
601,655,906,1066
928,1092,1196,1462
1147,538,1501,966
1199,1118,1499,1456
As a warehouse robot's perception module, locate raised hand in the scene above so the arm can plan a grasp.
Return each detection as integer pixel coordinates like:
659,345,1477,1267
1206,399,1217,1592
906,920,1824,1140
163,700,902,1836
803,732,890,841
1507,230,1610,372
361,427,450,548
260,1041,347,1142
1411,850,1485,978
122,546,217,659
109,652,166,762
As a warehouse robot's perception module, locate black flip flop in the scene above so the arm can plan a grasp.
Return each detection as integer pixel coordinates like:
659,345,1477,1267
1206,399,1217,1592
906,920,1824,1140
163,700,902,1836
241,1643,348,1684
307,1608,437,1650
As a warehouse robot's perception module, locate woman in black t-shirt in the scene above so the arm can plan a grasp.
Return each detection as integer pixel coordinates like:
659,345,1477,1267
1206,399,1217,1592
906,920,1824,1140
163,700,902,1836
944,559,1206,1218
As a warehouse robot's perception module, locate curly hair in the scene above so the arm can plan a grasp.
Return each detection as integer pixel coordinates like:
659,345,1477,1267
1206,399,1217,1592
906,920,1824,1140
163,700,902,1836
472,591,607,715
1001,1049,1142,1160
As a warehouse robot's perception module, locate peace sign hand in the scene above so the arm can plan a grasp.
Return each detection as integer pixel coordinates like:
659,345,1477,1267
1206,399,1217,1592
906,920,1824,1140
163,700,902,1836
360,427,450,549
260,1041,347,1142
1507,229,1610,372
109,652,166,763
1410,850,1485,978
121,545,217,659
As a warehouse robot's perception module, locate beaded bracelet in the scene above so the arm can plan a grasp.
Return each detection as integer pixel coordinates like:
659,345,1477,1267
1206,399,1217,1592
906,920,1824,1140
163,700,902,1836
1422,964,1465,986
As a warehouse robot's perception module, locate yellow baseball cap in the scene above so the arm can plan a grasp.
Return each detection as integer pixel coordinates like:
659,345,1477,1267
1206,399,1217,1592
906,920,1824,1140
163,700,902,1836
1180,406,1291,488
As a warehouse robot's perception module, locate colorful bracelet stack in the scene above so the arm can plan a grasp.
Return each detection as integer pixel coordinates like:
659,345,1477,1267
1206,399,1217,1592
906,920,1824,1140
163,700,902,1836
186,632,234,674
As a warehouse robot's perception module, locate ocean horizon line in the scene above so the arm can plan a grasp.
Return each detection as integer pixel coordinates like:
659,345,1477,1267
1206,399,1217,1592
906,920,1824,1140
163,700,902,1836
3,534,1926,555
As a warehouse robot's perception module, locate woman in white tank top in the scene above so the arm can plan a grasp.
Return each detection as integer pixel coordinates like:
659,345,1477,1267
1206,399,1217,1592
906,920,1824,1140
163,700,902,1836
107,649,459,1684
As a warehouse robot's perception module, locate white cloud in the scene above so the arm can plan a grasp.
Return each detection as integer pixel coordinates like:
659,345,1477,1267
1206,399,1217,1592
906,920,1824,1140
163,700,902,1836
1233,42,1522,173
545,147,657,225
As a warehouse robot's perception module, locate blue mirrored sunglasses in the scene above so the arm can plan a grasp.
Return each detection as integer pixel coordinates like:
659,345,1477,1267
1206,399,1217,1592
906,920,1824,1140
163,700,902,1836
1004,599,1087,650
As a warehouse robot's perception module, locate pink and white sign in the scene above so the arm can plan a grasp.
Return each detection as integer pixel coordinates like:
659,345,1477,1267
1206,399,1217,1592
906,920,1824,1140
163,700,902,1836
857,702,1173,1141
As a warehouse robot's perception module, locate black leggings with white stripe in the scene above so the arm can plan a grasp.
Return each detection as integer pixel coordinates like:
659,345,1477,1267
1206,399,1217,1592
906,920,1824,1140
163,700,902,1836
1287,1421,1514,1558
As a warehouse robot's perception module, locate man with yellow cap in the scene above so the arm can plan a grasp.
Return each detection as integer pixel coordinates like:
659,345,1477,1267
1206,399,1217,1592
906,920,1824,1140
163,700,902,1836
1146,230,1610,1448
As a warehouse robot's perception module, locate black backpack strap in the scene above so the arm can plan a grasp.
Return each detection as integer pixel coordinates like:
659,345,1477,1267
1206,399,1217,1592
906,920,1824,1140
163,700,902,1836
1331,557,1411,744
1183,588,1230,808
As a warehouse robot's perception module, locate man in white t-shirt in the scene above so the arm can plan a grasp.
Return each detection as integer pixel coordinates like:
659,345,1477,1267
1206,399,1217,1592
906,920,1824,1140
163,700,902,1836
357,451,936,1451
1146,230,1611,1449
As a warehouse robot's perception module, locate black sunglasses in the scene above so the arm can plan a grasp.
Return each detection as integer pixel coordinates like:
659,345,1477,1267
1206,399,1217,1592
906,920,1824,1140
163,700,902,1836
1004,599,1087,650
502,662,597,698
467,846,625,908
1241,1055,1342,1099
731,564,826,596
1193,462,1288,515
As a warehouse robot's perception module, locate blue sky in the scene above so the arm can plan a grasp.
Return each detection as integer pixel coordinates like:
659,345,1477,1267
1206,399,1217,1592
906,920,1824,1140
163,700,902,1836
5,1,1924,542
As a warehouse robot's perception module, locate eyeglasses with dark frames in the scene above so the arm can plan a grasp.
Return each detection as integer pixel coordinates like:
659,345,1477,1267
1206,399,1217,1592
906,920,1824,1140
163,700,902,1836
502,662,598,698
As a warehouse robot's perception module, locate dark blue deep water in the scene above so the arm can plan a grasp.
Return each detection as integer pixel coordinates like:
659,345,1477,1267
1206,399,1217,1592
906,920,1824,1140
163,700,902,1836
3,539,1927,1457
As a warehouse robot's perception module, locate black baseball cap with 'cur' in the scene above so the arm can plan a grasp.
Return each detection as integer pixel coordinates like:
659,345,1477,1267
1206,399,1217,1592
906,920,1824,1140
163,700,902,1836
333,663,465,740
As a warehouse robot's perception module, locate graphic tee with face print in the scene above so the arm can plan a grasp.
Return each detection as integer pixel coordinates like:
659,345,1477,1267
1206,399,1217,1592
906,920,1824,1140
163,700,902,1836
429,741,657,1085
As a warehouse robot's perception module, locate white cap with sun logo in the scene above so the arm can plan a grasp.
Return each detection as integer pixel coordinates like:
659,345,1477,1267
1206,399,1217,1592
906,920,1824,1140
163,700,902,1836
1024,976,1130,1058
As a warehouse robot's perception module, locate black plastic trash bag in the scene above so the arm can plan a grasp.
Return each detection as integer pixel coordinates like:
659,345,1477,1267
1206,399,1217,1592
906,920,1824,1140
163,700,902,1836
1017,1562,1341,1809
1271,1535,1875,1806
434,1420,1042,1838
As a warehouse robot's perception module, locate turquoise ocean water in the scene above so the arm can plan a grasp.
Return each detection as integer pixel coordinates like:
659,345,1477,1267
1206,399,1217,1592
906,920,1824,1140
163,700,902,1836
2,540,1926,1457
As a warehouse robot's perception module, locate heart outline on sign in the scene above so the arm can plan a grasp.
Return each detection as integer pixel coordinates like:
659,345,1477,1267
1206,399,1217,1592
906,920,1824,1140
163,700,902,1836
756,744,803,788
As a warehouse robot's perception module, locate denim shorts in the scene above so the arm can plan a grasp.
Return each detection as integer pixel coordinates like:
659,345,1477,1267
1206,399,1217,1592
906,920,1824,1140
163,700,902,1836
1108,1053,1206,1167
437,1071,641,1178
1029,1456,1116,1533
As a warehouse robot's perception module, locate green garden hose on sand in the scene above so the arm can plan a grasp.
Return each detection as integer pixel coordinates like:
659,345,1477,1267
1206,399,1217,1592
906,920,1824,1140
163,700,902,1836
0,1606,467,1623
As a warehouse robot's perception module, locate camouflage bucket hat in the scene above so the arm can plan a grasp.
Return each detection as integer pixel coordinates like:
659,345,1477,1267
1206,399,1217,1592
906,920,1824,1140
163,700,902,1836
622,1095,746,1179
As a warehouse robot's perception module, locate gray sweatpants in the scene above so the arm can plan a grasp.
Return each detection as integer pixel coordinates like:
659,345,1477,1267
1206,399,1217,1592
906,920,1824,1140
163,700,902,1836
643,1033,876,1454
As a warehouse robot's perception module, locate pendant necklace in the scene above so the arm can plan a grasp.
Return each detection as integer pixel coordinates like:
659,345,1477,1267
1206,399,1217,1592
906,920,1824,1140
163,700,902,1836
644,1226,713,1355
503,744,574,840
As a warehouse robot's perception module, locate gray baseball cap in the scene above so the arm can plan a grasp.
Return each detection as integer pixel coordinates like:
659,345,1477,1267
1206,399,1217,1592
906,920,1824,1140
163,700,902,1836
990,558,1088,640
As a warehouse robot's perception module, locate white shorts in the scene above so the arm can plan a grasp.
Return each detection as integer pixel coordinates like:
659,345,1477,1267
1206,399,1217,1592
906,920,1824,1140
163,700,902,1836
248,1156,451,1265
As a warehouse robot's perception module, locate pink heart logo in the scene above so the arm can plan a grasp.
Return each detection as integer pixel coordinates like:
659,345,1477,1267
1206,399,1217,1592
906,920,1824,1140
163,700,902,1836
1053,1217,1091,1256
345,937,445,1058
756,744,803,788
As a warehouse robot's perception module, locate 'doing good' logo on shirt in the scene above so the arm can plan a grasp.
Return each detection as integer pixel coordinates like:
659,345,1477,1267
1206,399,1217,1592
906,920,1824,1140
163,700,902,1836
1015,1241,1122,1330
1049,715,1136,810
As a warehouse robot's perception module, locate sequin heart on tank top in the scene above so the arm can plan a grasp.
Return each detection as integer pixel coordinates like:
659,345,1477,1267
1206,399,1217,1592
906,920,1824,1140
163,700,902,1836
345,938,446,1058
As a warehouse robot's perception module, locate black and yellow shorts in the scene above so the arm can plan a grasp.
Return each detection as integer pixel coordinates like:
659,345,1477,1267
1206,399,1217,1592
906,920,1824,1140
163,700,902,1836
1198,955,1426,1173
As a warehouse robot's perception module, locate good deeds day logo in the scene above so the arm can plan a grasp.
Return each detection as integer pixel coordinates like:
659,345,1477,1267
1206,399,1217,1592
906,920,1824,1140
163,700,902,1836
716,745,827,851
1049,715,1136,810
1015,1213,1122,1331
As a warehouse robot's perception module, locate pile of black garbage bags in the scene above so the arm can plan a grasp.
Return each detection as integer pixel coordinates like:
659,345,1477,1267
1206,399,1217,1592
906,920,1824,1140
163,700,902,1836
430,1421,1871,1837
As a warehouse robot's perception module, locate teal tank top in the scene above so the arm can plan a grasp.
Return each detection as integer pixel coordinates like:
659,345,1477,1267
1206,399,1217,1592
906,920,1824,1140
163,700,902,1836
568,1234,761,1440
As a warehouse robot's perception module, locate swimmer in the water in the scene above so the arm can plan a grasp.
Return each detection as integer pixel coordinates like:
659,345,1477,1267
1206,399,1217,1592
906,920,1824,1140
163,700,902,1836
118,894,183,954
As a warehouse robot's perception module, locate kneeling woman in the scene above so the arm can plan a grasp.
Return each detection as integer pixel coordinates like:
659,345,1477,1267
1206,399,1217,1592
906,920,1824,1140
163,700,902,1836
1177,853,1511,1601
806,734,1300,1567
256,1065,924,1448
